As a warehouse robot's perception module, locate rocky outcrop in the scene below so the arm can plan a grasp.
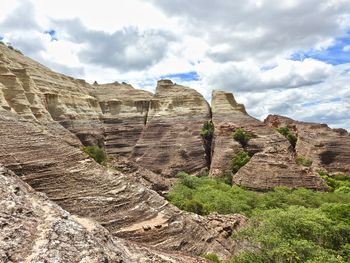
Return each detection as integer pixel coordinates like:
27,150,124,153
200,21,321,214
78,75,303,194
87,82,152,156
131,80,211,177
265,115,350,176
0,165,217,263
0,109,245,260
210,90,327,190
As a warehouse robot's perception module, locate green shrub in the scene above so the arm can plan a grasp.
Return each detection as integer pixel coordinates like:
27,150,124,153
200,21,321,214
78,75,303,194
203,253,221,263
82,146,107,165
201,121,214,139
231,150,250,173
231,206,350,263
318,171,350,192
296,155,313,167
168,173,350,262
232,128,251,147
276,127,297,148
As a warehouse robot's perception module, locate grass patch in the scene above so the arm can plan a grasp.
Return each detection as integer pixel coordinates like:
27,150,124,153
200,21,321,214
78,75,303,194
296,155,313,167
82,146,107,165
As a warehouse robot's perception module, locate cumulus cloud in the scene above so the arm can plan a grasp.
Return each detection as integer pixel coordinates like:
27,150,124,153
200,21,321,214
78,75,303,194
0,0,349,130
0,0,40,31
52,18,176,72
151,0,350,62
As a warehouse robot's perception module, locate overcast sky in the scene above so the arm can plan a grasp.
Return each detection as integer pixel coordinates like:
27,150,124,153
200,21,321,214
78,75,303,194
0,0,349,130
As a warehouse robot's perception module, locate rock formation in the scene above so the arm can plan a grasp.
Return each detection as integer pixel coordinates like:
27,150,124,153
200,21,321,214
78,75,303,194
210,90,327,190
265,115,350,176
1,41,349,262
0,109,245,261
131,80,210,177
0,165,217,263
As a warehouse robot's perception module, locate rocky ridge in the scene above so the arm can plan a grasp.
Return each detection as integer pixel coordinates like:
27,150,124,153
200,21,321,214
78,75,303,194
0,43,349,262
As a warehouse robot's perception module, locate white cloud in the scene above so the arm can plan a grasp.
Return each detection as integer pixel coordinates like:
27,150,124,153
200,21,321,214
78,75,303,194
0,0,349,130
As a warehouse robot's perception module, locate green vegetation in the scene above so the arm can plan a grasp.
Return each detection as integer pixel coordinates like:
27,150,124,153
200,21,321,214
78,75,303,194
319,170,350,193
203,253,221,263
200,121,214,139
296,155,313,167
232,128,251,147
231,150,250,174
276,127,297,148
82,146,107,165
168,172,350,262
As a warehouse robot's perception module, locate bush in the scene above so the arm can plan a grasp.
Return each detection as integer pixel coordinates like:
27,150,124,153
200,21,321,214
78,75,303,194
231,150,250,174
203,253,221,263
168,173,350,263
318,171,350,192
276,127,297,148
82,146,107,165
296,155,313,167
232,128,251,147
201,121,214,139
231,206,350,263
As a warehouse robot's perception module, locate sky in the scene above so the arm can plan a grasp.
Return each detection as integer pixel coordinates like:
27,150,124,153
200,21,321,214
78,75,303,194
0,0,349,130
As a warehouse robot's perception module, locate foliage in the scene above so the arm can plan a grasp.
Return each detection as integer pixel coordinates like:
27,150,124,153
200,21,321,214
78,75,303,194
232,128,251,147
296,155,313,167
231,205,350,263
168,173,350,262
231,150,250,174
82,146,107,165
276,127,297,148
318,171,350,192
203,253,222,263
200,121,214,139
167,172,350,217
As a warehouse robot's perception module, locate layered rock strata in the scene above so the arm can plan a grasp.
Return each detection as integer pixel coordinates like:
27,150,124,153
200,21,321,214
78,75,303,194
0,110,245,260
131,80,211,176
210,90,327,190
265,115,350,176
0,165,216,263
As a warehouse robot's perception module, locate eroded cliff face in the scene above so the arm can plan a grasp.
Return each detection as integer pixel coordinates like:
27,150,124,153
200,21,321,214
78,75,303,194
0,165,219,263
131,80,210,177
265,115,350,176
210,90,327,190
0,109,246,261
1,42,349,262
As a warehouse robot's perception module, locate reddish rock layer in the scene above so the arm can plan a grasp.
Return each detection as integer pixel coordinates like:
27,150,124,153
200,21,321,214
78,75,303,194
131,80,211,177
210,90,327,190
0,110,245,260
265,115,350,176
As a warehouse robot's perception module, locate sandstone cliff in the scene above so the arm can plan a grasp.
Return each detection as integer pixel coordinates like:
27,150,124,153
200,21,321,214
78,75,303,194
265,115,350,176
0,165,218,263
210,90,327,190
1,42,349,262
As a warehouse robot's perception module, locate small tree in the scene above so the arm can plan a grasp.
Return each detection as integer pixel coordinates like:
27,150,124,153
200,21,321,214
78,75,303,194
231,150,251,174
276,127,297,148
200,121,214,139
232,128,251,147
82,146,107,165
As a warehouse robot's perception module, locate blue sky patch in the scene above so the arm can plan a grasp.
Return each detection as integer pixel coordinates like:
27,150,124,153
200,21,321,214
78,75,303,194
0,35,3,41
44,29,58,41
161,71,200,81
302,97,342,108
291,32,350,65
